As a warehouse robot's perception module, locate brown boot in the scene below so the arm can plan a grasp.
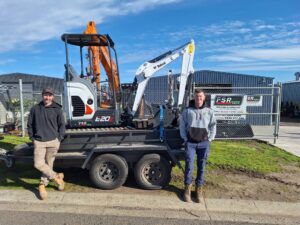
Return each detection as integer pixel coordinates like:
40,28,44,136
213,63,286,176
195,185,203,203
38,184,47,200
183,184,192,202
54,173,65,191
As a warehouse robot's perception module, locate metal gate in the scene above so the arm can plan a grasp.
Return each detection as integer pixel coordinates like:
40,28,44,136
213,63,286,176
192,83,282,144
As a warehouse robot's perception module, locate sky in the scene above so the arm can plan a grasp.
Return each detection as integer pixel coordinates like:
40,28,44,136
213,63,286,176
0,0,299,83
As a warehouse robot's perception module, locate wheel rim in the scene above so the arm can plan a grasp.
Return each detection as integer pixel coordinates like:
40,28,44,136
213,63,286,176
142,162,165,185
99,161,119,183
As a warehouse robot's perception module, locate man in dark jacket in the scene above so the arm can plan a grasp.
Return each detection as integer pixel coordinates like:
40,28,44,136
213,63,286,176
27,87,65,200
179,89,217,203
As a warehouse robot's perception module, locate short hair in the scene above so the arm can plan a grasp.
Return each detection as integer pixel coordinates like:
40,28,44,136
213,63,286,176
194,89,205,95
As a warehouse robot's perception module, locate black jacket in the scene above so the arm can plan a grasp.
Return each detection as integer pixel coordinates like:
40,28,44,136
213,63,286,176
27,101,65,142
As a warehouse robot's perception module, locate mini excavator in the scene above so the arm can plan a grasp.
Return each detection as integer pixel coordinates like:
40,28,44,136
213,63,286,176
62,21,195,129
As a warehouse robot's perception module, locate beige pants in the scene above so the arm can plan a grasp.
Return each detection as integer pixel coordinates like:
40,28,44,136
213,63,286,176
34,138,60,186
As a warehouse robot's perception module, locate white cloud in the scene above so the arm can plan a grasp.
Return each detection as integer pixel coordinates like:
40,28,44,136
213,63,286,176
207,46,300,62
117,18,300,74
206,55,249,62
202,20,250,36
0,59,16,65
209,63,300,72
192,19,300,73
0,0,181,52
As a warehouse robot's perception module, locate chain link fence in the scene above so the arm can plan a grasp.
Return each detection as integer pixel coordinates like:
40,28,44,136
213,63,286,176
191,83,281,144
1,80,63,135
142,83,281,144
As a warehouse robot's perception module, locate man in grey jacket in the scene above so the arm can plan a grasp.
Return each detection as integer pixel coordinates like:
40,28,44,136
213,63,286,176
27,87,65,200
179,89,216,203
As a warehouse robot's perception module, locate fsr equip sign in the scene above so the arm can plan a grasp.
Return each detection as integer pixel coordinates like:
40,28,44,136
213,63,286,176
214,96,243,106
211,95,247,121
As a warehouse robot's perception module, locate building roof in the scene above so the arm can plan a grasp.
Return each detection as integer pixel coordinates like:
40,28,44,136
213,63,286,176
282,80,300,84
0,73,64,93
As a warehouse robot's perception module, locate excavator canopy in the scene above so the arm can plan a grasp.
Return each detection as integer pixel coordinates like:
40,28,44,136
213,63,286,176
61,34,115,47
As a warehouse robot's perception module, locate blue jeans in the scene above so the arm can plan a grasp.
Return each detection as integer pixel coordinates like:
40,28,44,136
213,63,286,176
184,140,210,186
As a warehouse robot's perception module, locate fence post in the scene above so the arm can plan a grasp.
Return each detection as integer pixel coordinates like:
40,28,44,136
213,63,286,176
277,83,282,137
19,79,25,137
270,82,274,126
273,82,281,144
60,94,63,106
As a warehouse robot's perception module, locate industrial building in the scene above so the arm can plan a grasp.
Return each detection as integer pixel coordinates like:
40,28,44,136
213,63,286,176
144,70,275,125
0,73,63,125
282,72,300,105
281,72,300,117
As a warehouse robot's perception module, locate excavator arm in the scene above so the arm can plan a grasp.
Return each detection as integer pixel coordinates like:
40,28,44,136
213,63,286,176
84,21,121,102
132,40,195,116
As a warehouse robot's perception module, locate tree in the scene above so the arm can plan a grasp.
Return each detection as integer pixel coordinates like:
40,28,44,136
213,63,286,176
6,98,37,130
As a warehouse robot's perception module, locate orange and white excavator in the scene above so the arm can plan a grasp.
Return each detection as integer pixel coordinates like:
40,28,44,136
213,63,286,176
62,21,195,128
62,23,122,128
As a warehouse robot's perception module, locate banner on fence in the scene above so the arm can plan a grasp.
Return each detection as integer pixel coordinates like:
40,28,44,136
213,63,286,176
210,94,246,120
246,95,263,106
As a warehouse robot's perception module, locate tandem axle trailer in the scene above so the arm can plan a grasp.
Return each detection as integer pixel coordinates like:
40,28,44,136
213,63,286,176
0,127,185,190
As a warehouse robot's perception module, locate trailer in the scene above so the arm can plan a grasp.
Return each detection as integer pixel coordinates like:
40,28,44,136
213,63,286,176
0,127,185,190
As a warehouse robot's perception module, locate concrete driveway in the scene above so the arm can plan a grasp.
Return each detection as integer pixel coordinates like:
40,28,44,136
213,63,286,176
254,126,300,157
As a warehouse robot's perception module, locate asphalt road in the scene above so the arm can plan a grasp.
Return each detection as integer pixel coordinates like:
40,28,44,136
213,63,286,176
0,210,284,225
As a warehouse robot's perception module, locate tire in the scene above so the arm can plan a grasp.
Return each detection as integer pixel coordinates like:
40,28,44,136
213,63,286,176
13,143,33,156
89,154,128,190
134,154,171,190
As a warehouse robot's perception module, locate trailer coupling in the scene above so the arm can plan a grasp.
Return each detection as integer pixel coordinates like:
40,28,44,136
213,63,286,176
0,148,14,168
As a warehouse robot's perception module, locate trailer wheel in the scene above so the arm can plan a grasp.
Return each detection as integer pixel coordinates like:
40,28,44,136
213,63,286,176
134,154,171,190
89,154,128,190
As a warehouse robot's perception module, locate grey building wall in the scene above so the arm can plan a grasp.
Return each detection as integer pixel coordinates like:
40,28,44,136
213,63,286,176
145,70,273,101
144,70,274,125
282,81,300,105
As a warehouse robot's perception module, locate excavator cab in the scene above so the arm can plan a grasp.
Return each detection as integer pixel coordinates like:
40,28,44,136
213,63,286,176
61,34,121,128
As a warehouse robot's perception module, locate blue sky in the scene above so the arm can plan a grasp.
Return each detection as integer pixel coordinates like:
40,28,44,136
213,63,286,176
0,0,299,83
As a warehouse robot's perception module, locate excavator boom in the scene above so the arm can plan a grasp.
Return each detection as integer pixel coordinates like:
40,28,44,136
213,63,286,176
84,21,121,101
132,40,195,116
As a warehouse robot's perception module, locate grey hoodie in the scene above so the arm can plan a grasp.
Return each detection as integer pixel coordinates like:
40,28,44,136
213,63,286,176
179,105,217,142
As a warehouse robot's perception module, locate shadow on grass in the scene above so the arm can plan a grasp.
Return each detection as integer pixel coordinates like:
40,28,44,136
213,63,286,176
0,162,40,198
0,142,18,151
60,167,94,189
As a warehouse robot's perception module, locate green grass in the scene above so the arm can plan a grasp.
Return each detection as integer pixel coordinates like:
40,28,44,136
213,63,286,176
0,135,30,151
207,140,300,174
0,135,299,191
172,140,300,176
